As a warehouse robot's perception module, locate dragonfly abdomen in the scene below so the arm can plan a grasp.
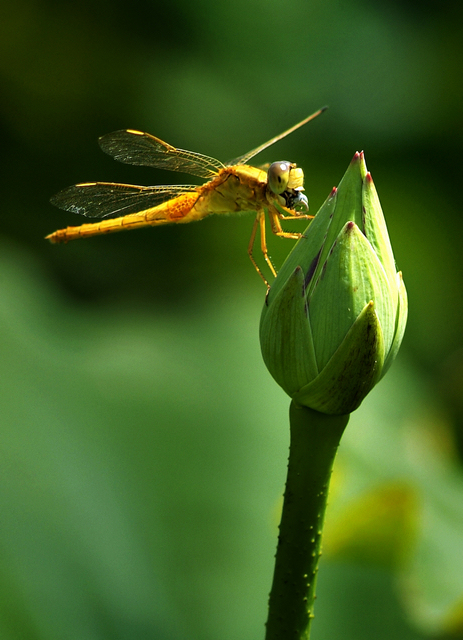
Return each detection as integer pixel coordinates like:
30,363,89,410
46,191,203,243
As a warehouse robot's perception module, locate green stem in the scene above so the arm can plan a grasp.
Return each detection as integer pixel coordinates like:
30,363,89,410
265,401,350,640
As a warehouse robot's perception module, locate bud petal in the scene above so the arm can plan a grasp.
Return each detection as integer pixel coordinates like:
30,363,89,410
260,267,317,396
381,271,408,379
362,171,397,290
310,220,394,370
294,300,384,414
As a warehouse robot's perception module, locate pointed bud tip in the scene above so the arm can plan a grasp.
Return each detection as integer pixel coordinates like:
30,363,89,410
349,151,367,177
350,150,365,164
365,172,373,183
329,186,337,198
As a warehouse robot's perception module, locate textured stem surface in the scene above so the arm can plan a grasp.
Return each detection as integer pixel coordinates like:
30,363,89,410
265,401,349,640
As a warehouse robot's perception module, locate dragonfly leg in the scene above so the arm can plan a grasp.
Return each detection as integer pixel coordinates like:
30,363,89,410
277,212,313,221
248,211,277,286
267,207,304,241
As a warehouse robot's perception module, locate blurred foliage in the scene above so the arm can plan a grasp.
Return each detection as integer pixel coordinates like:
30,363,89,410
1,0,463,638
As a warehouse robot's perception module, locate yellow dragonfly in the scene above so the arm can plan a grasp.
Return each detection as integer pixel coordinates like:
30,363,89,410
47,107,326,284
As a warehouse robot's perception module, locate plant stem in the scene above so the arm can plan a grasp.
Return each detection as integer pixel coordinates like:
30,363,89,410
265,401,349,640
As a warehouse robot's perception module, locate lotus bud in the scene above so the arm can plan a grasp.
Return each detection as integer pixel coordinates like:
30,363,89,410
260,152,407,415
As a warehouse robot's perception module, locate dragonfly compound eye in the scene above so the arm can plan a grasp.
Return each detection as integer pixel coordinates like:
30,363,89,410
267,162,291,195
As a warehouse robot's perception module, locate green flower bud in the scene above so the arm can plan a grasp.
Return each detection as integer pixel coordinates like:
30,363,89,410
260,152,407,415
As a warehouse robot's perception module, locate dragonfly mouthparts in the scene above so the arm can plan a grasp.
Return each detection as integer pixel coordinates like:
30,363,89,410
285,190,309,213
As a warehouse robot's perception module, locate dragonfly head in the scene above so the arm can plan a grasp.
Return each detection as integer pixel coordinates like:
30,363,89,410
267,161,308,214
267,161,304,194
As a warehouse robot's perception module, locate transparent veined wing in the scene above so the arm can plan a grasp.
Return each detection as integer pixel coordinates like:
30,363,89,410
50,182,199,219
228,107,328,166
98,129,225,179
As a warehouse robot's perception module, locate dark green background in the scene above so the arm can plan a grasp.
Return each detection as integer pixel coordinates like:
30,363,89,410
1,0,463,638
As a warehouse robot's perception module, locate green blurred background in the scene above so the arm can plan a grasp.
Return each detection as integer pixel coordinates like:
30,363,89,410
1,0,463,638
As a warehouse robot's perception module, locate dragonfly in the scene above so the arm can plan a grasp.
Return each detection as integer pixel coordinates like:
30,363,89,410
47,106,327,285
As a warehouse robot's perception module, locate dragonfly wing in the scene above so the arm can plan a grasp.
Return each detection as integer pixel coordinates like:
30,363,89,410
50,183,198,219
228,107,328,166
98,129,225,179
